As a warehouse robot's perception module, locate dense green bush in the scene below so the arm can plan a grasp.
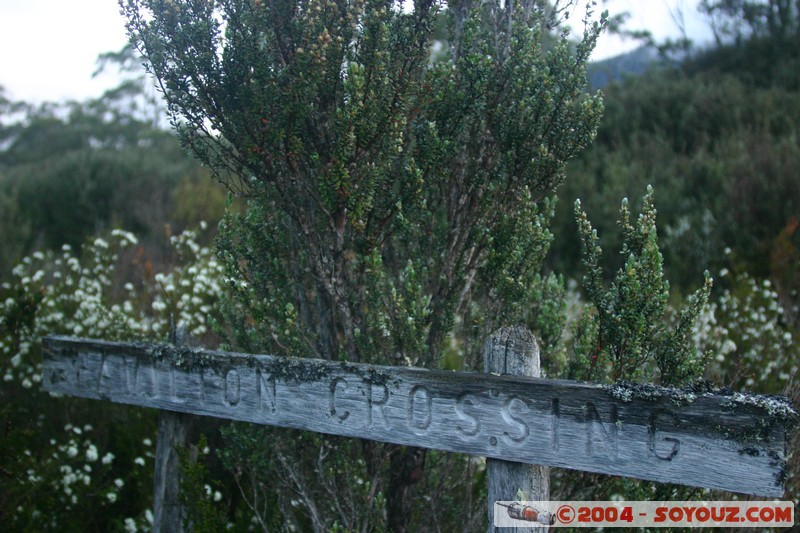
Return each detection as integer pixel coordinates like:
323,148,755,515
551,67,800,290
570,187,712,385
0,84,221,280
119,0,612,528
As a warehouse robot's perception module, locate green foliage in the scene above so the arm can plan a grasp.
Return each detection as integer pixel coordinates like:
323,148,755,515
0,72,220,277
700,0,800,49
2,140,205,253
218,426,391,532
0,415,157,532
571,187,713,385
0,186,31,277
172,176,229,232
553,188,715,504
553,37,800,511
216,423,487,532
552,65,800,289
178,435,231,532
215,424,285,531
123,0,606,364
0,233,156,531
2,0,798,525
697,0,800,89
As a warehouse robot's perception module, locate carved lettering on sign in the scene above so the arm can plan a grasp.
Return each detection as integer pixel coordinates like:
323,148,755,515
72,351,82,385
73,351,94,387
96,352,107,390
550,398,560,451
167,364,185,404
123,355,139,394
223,368,240,407
139,358,158,399
365,382,389,428
583,402,618,458
329,378,350,422
256,368,277,415
501,396,530,444
649,409,681,461
408,385,432,433
97,352,112,393
198,368,207,404
455,393,481,437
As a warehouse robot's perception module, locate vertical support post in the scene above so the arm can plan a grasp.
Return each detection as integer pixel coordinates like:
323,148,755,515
484,326,549,533
153,325,192,533
154,411,190,532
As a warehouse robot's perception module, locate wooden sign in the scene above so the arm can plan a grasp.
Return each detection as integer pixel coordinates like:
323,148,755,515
42,336,796,497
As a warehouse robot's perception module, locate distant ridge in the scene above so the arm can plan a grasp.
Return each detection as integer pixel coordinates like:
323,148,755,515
588,46,660,89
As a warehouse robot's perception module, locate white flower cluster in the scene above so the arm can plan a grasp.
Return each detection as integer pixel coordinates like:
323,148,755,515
694,272,797,392
13,424,122,520
1,233,136,385
149,227,225,338
204,483,223,502
0,224,225,386
122,510,154,533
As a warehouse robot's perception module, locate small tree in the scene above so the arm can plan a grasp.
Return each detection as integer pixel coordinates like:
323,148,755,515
572,186,713,386
552,188,714,503
123,0,605,529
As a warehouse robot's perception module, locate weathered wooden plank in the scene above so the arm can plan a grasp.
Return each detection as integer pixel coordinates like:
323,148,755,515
153,411,190,533
485,327,548,533
41,336,796,497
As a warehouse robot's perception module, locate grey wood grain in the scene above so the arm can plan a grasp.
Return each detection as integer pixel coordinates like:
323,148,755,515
41,335,796,497
485,327,549,533
153,326,192,533
153,410,190,533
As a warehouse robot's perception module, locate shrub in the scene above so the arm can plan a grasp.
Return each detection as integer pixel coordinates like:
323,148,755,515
0,224,224,531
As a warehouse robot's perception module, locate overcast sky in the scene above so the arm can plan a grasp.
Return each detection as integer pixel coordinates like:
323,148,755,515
0,0,713,105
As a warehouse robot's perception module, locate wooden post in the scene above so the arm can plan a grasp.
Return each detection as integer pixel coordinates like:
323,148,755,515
153,411,190,532
153,325,193,533
485,326,549,533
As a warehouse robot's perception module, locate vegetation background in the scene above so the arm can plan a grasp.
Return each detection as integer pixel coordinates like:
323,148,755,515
1,0,798,530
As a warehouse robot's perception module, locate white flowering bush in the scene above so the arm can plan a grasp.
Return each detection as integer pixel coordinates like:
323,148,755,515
694,266,798,393
148,222,225,339
0,224,225,531
3,423,156,531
